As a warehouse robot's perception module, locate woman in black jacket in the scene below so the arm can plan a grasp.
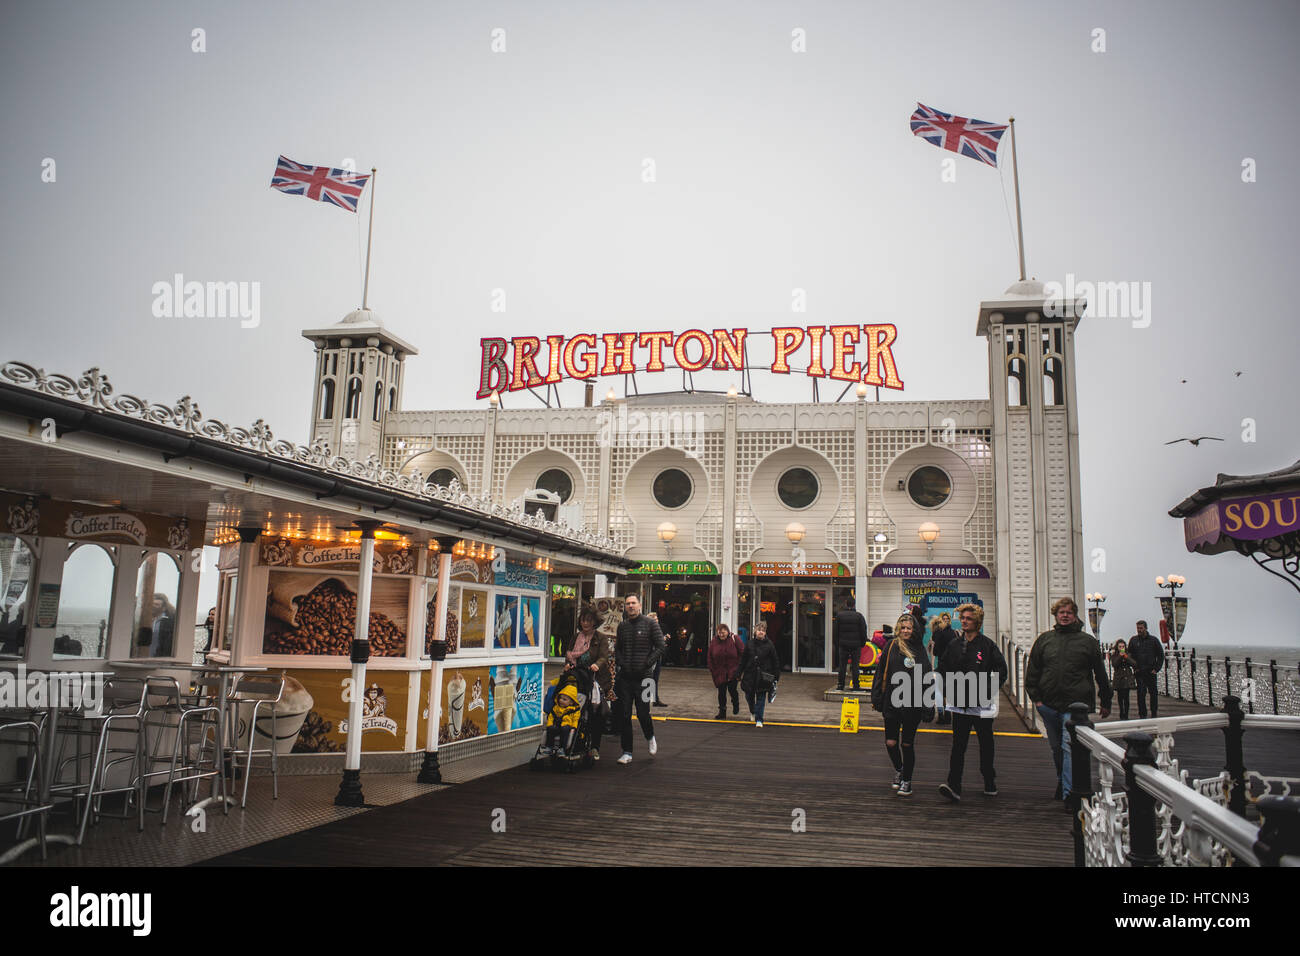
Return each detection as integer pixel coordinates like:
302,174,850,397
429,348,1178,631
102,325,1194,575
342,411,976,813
739,623,781,727
872,613,934,796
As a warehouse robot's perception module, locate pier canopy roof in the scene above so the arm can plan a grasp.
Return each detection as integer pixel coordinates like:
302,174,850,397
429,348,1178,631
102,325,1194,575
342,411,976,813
1169,460,1300,594
0,360,635,576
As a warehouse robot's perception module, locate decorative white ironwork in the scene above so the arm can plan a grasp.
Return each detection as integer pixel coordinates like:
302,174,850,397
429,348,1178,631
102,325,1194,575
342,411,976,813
0,361,622,556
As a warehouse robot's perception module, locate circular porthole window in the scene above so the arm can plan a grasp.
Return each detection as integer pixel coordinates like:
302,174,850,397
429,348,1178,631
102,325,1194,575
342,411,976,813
536,468,573,503
429,468,460,487
652,468,693,509
777,467,819,510
907,466,952,509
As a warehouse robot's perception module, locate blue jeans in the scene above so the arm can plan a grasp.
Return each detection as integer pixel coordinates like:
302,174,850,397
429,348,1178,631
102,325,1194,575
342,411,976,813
1036,704,1073,797
746,688,767,722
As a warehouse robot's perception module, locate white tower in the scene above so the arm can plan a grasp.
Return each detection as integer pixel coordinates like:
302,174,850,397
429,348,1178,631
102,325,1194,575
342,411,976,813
302,309,418,463
980,280,1086,646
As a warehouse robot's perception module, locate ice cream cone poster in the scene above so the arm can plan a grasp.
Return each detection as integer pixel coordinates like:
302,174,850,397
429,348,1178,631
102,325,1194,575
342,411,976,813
518,596,540,648
487,662,542,734
439,665,490,744
458,586,487,649
494,593,518,649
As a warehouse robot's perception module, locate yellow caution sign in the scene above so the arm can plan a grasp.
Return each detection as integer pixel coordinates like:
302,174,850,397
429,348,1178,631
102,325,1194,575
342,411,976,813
840,696,860,733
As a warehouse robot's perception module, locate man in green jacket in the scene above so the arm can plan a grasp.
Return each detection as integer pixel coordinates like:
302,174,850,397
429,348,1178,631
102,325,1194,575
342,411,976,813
1025,596,1112,802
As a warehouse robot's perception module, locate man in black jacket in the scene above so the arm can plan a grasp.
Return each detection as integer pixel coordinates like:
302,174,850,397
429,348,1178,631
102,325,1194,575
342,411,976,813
1129,620,1165,718
937,603,1007,801
614,594,665,764
834,597,869,691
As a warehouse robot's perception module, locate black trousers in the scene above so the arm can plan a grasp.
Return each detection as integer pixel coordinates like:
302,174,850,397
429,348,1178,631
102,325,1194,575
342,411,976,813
947,712,995,792
1136,671,1159,717
884,709,923,781
1116,688,1131,720
616,674,655,753
837,646,860,689
717,680,739,713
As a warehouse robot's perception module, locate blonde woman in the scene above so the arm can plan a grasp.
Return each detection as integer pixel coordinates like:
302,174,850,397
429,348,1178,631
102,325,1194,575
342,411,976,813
871,613,935,797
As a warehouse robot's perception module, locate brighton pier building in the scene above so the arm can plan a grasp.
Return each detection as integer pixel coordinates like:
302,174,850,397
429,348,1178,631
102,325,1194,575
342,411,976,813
301,281,1086,674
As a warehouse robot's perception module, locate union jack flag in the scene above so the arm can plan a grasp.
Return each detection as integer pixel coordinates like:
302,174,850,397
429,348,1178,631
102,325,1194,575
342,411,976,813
270,155,371,212
909,103,1008,167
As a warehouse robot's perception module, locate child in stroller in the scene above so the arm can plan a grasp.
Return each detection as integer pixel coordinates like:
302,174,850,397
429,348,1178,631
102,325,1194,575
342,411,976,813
532,665,596,772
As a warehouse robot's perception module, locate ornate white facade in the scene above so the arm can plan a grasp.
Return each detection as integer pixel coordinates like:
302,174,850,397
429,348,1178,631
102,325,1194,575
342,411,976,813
303,283,1085,670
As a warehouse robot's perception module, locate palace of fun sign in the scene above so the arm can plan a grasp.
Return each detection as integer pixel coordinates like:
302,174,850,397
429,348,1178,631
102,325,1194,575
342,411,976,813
476,326,905,399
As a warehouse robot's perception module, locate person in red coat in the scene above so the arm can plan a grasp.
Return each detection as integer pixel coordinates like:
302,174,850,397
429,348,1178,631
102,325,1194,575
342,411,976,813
707,623,745,719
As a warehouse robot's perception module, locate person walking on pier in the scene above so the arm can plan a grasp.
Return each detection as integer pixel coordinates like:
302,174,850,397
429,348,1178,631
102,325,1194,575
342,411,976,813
834,597,869,692
872,613,935,797
708,622,744,719
740,622,780,728
614,594,665,764
937,603,1007,802
1025,596,1112,801
1128,620,1164,718
1109,639,1135,721
929,612,958,725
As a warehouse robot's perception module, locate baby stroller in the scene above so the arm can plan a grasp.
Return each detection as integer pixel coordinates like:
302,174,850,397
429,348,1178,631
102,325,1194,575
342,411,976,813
530,667,596,773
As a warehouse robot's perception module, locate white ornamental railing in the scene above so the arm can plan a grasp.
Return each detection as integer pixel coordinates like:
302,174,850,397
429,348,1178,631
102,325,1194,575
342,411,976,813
0,361,622,556
1069,703,1300,867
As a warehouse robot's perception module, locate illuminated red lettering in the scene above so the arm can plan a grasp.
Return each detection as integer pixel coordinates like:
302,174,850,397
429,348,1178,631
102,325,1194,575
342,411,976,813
601,332,639,375
770,327,805,374
563,333,598,380
477,337,510,399
674,329,713,372
638,331,673,372
828,325,861,383
862,324,904,390
509,336,543,391
712,328,747,370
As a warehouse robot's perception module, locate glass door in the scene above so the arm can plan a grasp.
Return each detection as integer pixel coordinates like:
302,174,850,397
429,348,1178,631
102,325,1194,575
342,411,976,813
758,585,794,672
796,587,828,671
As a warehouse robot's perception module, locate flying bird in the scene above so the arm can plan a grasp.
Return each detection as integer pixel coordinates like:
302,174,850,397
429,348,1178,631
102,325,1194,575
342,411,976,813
1165,437,1224,447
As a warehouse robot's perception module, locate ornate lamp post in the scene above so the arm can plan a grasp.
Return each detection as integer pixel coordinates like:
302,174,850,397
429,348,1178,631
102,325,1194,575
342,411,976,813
1085,592,1107,640
1155,574,1186,647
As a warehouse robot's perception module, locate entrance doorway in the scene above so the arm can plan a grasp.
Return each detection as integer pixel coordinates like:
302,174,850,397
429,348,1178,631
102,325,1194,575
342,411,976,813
754,584,829,672
646,582,713,667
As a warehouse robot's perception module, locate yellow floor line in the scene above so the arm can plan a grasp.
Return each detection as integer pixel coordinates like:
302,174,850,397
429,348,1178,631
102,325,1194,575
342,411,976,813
657,715,1042,738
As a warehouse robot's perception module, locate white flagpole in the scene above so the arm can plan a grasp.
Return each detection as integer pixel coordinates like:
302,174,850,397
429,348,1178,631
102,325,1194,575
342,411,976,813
361,167,377,309
1008,118,1026,281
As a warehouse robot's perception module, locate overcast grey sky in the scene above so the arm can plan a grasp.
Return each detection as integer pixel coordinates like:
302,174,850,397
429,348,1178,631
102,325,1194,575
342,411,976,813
3,0,1297,646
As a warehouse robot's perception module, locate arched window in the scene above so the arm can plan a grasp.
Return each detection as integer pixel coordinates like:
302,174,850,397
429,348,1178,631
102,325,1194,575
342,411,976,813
345,377,362,418
56,543,116,660
134,552,182,658
1005,329,1028,408
388,386,397,412
373,380,383,422
319,378,336,420
1043,356,1065,407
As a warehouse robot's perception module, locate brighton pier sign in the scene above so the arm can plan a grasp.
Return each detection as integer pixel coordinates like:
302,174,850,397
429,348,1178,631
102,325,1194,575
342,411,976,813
476,326,904,399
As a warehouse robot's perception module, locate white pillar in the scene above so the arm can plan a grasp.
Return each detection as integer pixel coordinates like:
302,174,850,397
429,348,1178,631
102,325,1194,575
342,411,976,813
336,522,378,806
419,549,453,783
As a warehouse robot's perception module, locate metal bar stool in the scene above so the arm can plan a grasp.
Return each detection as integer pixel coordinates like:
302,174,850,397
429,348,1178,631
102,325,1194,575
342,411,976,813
137,676,225,826
0,719,53,859
226,674,285,808
50,678,148,845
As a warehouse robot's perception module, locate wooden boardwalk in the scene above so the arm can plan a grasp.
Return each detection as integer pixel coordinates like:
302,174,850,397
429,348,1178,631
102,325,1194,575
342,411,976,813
197,668,1298,868
203,717,1075,867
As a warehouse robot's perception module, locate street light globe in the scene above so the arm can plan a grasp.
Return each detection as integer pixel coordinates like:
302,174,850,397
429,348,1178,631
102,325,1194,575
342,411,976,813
606,388,617,402
657,521,677,543
727,384,738,397
1156,576,1165,586
785,522,806,544
856,383,869,399
918,521,940,544
1086,592,1094,601
873,531,888,543
488,390,500,407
